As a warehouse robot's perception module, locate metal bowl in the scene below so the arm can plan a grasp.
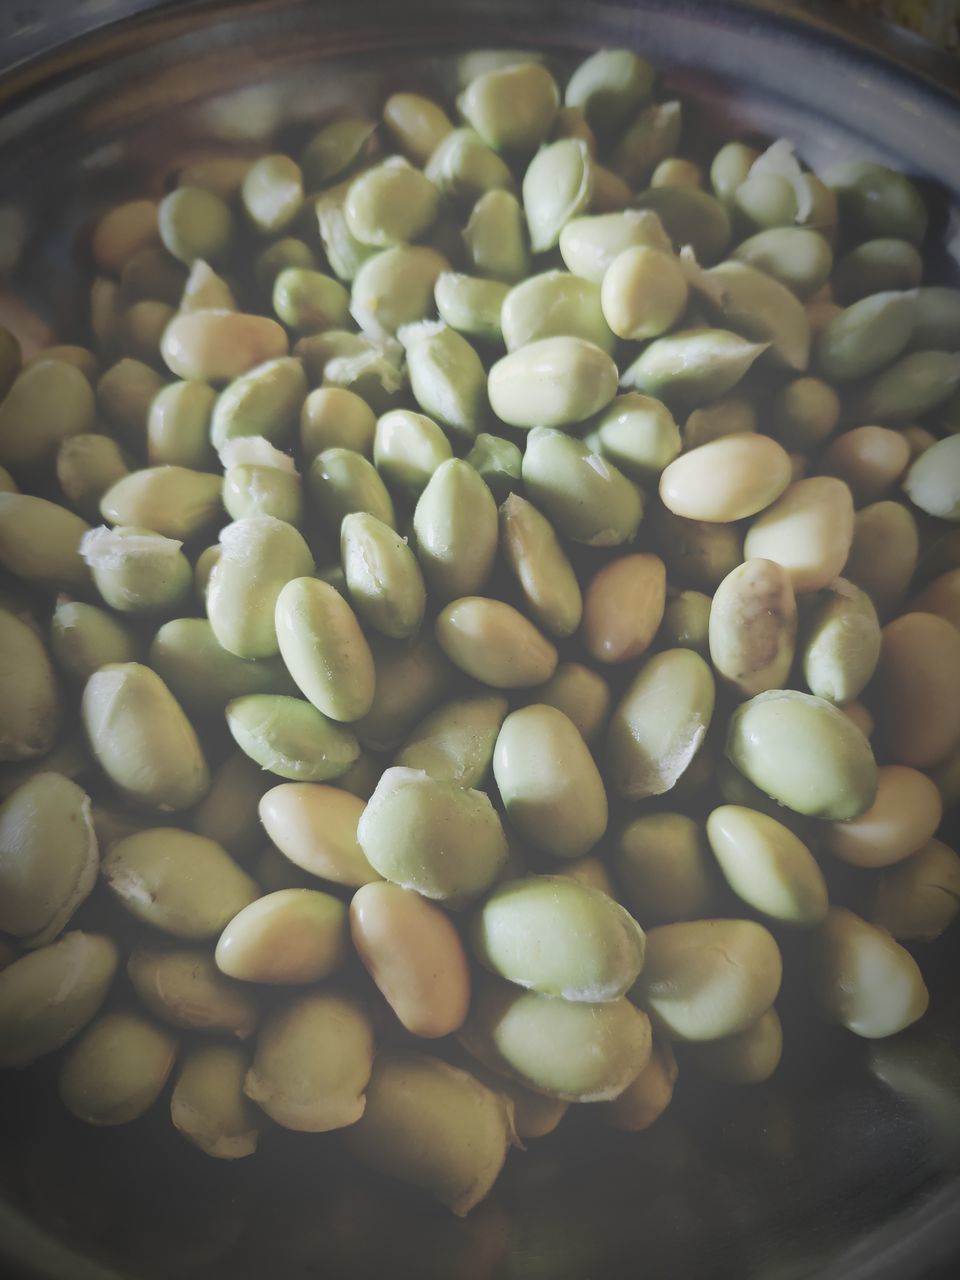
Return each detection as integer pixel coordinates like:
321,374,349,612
1,3,959,1277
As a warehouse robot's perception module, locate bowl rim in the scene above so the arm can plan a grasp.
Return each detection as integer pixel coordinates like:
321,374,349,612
1,0,960,111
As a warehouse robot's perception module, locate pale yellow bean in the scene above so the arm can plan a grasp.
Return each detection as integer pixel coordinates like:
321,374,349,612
634,918,782,1042
160,310,289,382
243,989,374,1132
258,783,380,886
215,889,348,985
744,476,854,593
349,881,471,1038
659,433,791,523
815,907,928,1039
823,764,942,868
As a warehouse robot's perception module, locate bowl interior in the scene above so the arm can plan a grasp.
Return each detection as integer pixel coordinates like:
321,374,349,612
1,3,959,1278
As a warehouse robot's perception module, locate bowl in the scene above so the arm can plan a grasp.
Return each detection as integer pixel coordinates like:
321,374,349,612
1,3,959,1277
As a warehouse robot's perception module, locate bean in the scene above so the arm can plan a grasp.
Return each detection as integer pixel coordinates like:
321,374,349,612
815,907,928,1039
493,704,607,860
634,918,782,1042
350,882,471,1037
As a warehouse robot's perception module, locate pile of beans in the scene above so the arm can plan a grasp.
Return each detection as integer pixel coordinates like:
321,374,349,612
1,45,959,1217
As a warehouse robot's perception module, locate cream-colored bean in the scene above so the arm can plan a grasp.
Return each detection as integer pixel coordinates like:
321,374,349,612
600,245,688,341
744,476,855,593
160,310,288,383
357,767,508,904
435,597,558,689
258,783,380,886
815,907,928,1039
634,918,782,1042
349,881,471,1038
876,612,960,768
470,874,643,1002
0,932,119,1068
215,889,348,985
726,688,877,820
822,765,942,868
706,805,828,925
659,433,791,523
820,425,910,505
708,558,797,697
582,553,666,664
